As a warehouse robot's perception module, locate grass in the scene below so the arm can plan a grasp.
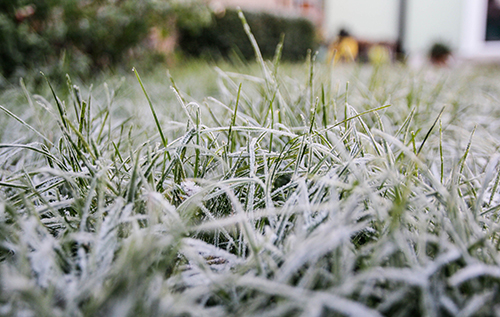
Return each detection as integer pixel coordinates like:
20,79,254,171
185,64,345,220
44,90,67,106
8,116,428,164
2,19,500,316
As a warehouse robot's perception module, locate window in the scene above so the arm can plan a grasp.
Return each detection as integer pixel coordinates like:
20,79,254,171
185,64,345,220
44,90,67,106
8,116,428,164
486,0,500,40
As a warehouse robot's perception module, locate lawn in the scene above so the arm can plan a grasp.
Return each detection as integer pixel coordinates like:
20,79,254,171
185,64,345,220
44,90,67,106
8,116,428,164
2,45,500,316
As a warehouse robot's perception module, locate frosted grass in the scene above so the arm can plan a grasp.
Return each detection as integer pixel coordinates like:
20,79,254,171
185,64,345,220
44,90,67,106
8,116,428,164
2,18,500,316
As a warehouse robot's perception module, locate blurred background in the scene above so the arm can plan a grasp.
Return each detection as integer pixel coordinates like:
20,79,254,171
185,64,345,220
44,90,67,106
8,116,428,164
2,0,500,85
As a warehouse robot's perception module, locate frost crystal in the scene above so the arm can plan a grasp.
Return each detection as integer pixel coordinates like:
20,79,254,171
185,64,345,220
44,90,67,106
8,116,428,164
180,180,201,197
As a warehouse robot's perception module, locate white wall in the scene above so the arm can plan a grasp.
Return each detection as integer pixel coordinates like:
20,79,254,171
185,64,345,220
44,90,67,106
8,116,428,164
405,0,463,55
213,0,287,11
324,0,480,59
324,0,399,42
460,0,500,59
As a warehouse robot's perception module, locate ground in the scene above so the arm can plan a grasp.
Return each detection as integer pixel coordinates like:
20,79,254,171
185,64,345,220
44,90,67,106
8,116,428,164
1,60,500,316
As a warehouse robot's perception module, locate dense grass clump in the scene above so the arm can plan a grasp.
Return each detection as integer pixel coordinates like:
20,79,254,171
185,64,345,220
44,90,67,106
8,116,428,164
3,17,500,316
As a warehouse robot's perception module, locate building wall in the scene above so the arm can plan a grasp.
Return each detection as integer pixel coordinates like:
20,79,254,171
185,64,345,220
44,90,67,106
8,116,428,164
210,0,292,12
323,0,500,59
405,0,463,55
324,0,399,41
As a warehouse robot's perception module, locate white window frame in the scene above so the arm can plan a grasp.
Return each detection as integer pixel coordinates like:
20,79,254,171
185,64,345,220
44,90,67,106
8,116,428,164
461,0,500,58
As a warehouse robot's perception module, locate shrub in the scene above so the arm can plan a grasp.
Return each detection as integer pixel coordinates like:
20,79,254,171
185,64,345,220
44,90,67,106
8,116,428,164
429,42,452,65
0,0,210,82
177,9,318,62
0,1,53,78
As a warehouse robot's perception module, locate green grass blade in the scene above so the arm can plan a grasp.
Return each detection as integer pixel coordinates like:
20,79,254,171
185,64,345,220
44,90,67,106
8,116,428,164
133,68,168,148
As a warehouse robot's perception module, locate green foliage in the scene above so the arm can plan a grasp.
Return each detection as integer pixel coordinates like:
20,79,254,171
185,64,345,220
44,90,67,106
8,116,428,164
0,0,209,82
0,0,53,78
178,9,318,62
429,42,452,60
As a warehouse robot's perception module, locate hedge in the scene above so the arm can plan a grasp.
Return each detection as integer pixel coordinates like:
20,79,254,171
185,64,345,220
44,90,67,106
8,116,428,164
177,9,318,62
0,0,210,83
